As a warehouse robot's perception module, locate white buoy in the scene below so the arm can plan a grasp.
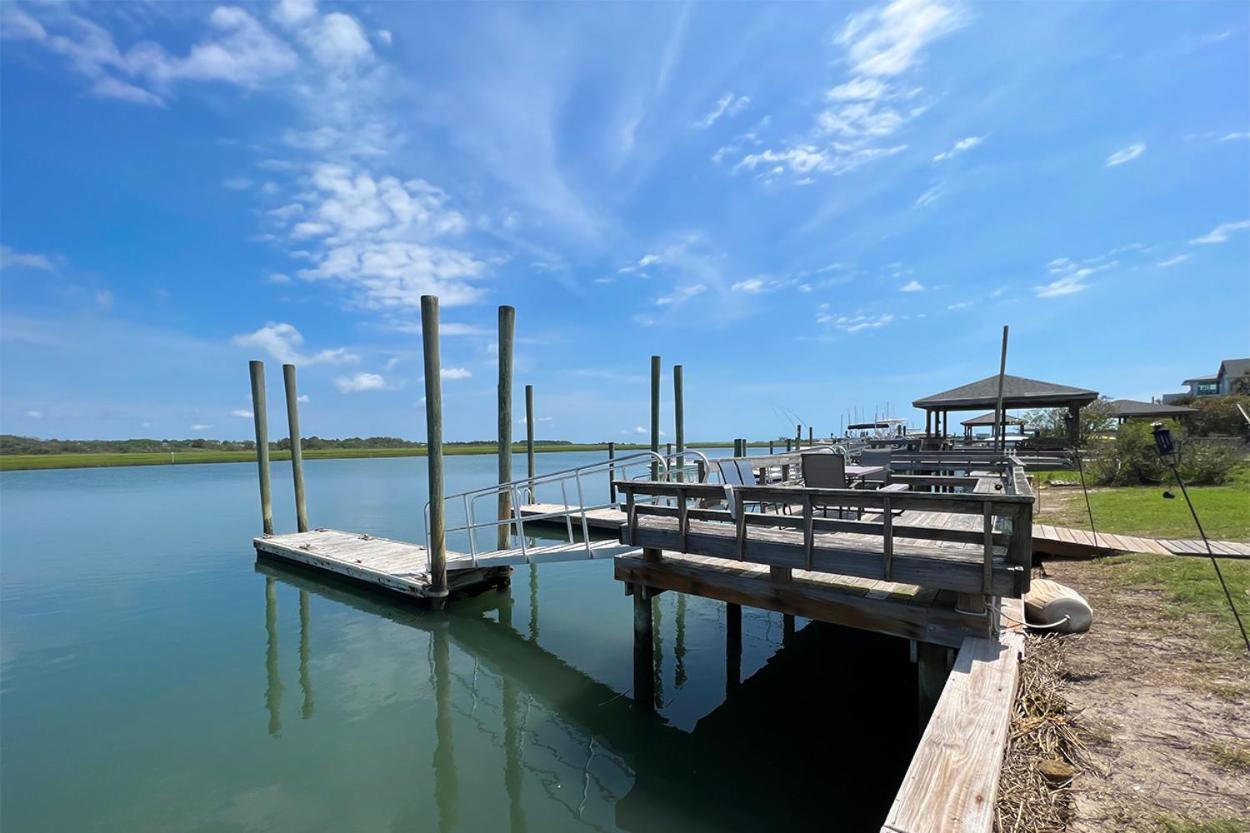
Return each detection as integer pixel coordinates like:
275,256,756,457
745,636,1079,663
1024,579,1093,634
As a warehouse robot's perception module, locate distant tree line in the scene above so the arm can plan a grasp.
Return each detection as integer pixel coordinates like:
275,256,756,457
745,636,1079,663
0,435,575,456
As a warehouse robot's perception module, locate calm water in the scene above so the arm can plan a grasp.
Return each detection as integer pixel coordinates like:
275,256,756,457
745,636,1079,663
1,451,917,833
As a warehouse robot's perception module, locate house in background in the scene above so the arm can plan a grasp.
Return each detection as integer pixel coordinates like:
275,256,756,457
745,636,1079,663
1161,358,1250,403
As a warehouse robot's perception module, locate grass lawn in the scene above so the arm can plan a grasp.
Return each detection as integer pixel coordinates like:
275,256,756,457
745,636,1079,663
1036,467,1250,541
1085,552,1250,655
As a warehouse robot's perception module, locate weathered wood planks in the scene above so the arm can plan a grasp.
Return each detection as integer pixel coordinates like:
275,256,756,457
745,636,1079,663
881,630,1025,833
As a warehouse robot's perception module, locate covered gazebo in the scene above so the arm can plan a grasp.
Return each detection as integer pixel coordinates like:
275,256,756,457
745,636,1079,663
1107,399,1196,425
913,374,1098,446
960,411,1026,441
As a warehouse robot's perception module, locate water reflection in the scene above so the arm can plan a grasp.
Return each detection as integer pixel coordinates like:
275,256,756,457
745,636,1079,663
264,577,284,737
256,558,915,833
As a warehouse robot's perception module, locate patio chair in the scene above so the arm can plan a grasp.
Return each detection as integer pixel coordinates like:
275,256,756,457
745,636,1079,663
800,451,858,519
716,458,783,516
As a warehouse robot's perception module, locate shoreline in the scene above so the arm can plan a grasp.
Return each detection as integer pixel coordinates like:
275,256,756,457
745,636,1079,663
0,441,756,472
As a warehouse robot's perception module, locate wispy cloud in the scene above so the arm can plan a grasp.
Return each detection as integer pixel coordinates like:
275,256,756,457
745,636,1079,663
334,371,387,393
900,279,924,292
817,305,896,333
696,92,750,129
1189,219,1250,245
1105,143,1146,167
1034,255,1116,298
441,367,471,380
655,284,707,306
231,409,254,419
233,322,358,365
933,135,983,162
837,0,968,77
0,245,56,271
1156,254,1189,268
914,184,943,207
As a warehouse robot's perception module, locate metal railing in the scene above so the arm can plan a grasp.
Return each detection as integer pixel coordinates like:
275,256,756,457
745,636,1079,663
424,449,713,567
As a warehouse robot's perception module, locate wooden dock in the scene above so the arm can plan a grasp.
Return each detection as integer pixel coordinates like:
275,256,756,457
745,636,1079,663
254,528,639,603
521,503,1250,560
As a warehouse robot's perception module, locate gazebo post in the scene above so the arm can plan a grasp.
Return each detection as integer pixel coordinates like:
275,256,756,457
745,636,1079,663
1068,403,1081,448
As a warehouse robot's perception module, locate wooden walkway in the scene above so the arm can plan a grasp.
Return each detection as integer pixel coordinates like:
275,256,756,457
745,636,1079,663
254,528,638,602
521,504,1250,560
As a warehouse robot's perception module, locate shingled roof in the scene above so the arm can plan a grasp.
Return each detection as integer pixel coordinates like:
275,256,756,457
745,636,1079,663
1108,399,1197,418
960,411,1027,427
913,374,1098,410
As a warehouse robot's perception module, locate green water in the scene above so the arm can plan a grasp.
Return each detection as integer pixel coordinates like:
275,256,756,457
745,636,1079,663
1,452,917,832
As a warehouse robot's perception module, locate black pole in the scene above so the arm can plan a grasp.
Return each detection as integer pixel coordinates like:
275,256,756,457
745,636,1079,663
1166,461,1250,655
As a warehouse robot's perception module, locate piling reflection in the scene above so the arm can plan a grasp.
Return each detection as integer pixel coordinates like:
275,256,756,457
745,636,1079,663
255,558,915,833
298,591,314,720
264,577,284,737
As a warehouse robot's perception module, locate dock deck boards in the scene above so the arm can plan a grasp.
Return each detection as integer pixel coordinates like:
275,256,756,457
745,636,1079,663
254,528,641,601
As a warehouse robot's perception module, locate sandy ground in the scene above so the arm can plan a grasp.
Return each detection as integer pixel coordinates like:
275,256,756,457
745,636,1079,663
1039,557,1250,831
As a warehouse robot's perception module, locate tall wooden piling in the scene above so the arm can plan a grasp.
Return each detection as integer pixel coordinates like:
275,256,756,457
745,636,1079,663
994,325,1009,454
422,295,449,601
808,426,814,447
498,306,516,550
916,641,949,731
673,364,684,482
795,423,802,450
248,360,273,536
525,384,535,500
650,355,661,480
608,441,617,504
282,363,308,533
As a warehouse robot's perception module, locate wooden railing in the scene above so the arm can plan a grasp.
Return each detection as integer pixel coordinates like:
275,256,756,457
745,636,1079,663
614,480,1033,598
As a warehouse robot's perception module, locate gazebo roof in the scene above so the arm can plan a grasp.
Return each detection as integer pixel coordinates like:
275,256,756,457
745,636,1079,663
913,374,1098,411
1108,399,1197,418
960,411,1027,427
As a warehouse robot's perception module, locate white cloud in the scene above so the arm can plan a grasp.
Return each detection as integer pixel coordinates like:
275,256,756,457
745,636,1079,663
1105,143,1146,167
24,409,43,419
655,284,707,306
1219,131,1250,142
276,164,486,309
191,424,213,432
1034,253,1118,298
1156,254,1190,268
933,135,983,162
697,92,750,128
334,372,386,393
914,184,944,207
231,409,254,418
297,394,310,403
826,77,893,101
272,0,318,28
946,301,971,310
233,322,359,365
1034,277,1088,298
735,144,907,178
305,12,373,69
836,0,968,77
0,245,55,271
1189,219,1250,245
817,308,896,333
731,278,766,293
900,279,924,292
441,367,472,380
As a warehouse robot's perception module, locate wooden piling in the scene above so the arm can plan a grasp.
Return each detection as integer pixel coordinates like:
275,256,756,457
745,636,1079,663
783,613,795,645
298,590,313,719
498,306,516,551
525,384,535,501
916,641,949,731
633,587,655,709
673,364,684,482
808,426,814,447
248,360,273,536
726,602,742,694
650,355,661,480
264,576,282,735
994,325,1009,454
282,363,308,533
608,441,617,504
795,423,802,451
421,295,449,601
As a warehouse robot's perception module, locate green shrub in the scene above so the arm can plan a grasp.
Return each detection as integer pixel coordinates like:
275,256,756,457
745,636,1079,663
1185,395,1250,438
1088,421,1242,486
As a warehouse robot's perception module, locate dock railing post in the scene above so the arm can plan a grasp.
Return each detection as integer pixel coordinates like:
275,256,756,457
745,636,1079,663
795,423,801,451
498,305,515,551
650,355,661,481
282,363,308,533
525,384,535,503
248,360,273,536
673,364,684,483
422,295,449,602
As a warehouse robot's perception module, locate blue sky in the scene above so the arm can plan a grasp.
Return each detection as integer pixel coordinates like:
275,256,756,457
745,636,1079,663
1,0,1247,442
